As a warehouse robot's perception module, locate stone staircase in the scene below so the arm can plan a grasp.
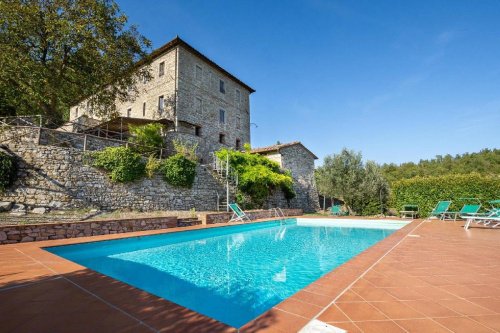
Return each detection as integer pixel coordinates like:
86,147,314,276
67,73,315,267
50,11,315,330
206,154,238,211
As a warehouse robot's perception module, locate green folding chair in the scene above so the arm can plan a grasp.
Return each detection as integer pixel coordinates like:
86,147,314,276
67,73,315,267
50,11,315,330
330,205,343,216
228,203,251,223
429,201,452,220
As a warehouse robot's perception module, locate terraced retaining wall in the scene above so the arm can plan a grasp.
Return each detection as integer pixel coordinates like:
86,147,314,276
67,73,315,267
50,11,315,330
0,216,178,245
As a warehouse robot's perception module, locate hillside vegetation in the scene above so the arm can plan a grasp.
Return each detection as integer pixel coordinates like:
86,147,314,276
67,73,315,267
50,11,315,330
381,149,500,183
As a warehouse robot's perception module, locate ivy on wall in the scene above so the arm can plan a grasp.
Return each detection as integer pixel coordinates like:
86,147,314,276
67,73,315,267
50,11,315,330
216,148,295,208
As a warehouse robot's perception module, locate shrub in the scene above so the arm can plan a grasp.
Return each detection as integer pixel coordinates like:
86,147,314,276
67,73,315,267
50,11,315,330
145,154,161,178
128,123,164,154
215,148,296,208
172,139,198,162
91,146,146,182
0,151,16,191
391,173,500,217
162,153,196,188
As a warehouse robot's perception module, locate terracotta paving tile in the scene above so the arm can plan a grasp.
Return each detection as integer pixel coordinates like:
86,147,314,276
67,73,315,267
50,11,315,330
466,297,500,314
413,286,457,300
239,308,309,333
355,320,407,333
370,300,426,319
437,299,495,316
433,316,496,333
336,290,365,302
395,318,452,333
290,290,333,307
274,297,323,318
327,321,362,333
468,315,500,331
317,304,351,323
336,302,388,321
402,300,461,318
352,287,397,302
384,287,426,301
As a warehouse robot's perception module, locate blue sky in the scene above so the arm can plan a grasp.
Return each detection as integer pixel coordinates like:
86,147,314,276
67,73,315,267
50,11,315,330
118,0,500,165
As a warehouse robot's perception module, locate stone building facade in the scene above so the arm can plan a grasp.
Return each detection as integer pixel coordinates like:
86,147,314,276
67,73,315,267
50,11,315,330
252,142,320,213
69,37,254,163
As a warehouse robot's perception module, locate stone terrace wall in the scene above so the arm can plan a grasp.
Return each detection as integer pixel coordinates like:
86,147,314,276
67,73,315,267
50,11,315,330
0,216,177,244
206,208,303,224
0,128,226,211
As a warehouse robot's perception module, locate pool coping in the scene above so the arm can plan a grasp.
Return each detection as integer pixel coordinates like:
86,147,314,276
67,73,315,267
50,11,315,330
1,216,419,332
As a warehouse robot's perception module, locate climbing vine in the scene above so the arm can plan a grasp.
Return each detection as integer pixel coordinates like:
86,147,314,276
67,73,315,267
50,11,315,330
215,148,295,208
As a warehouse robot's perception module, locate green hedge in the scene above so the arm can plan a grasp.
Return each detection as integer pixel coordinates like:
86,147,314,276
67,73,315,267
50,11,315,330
391,173,500,217
162,153,196,188
91,146,146,183
0,151,17,191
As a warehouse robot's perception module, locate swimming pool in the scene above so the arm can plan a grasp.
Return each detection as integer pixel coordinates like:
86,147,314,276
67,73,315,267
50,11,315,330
46,218,408,327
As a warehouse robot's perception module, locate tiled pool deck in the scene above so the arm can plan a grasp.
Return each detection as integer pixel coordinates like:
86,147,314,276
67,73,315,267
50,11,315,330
1,218,499,333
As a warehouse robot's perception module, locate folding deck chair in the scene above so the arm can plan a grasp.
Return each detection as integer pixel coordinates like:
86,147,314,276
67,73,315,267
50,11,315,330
228,203,251,223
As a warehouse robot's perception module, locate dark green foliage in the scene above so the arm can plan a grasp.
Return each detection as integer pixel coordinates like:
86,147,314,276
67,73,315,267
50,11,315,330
0,0,151,123
315,149,389,215
382,149,500,183
162,154,196,188
128,123,164,155
216,148,295,208
391,173,500,217
91,146,145,182
0,151,17,191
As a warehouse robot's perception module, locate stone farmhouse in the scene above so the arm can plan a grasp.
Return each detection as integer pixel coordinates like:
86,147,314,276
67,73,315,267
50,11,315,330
1,37,319,212
69,36,320,211
70,36,253,163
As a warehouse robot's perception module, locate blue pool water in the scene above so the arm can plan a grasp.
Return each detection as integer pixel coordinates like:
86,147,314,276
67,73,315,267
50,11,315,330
46,218,405,327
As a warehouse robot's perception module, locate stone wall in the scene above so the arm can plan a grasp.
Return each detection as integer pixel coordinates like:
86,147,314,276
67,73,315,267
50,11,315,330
0,216,178,244
205,208,303,224
280,145,320,213
176,45,251,158
0,131,226,211
69,47,177,121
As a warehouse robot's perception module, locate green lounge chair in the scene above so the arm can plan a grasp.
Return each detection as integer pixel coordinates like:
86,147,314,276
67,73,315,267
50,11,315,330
330,205,348,216
228,203,251,223
400,205,419,219
464,209,500,229
443,204,481,221
429,201,452,220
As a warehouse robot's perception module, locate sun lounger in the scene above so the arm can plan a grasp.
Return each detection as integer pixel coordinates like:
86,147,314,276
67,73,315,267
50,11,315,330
443,203,481,221
331,205,348,216
228,203,251,223
429,201,452,220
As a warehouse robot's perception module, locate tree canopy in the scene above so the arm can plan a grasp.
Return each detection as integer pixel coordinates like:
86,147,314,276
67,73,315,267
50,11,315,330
0,0,151,123
315,148,389,215
381,148,500,183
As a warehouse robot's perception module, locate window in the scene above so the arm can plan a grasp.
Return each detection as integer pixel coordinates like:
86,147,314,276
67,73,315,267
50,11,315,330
219,109,225,124
75,107,79,118
195,126,201,137
236,139,241,150
195,65,202,81
127,108,131,117
142,102,146,117
195,97,202,113
219,133,226,144
219,79,225,94
236,116,241,129
158,95,164,112
159,61,165,77
235,89,241,106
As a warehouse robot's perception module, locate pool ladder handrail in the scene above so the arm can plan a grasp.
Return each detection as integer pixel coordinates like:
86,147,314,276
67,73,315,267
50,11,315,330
272,207,287,225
